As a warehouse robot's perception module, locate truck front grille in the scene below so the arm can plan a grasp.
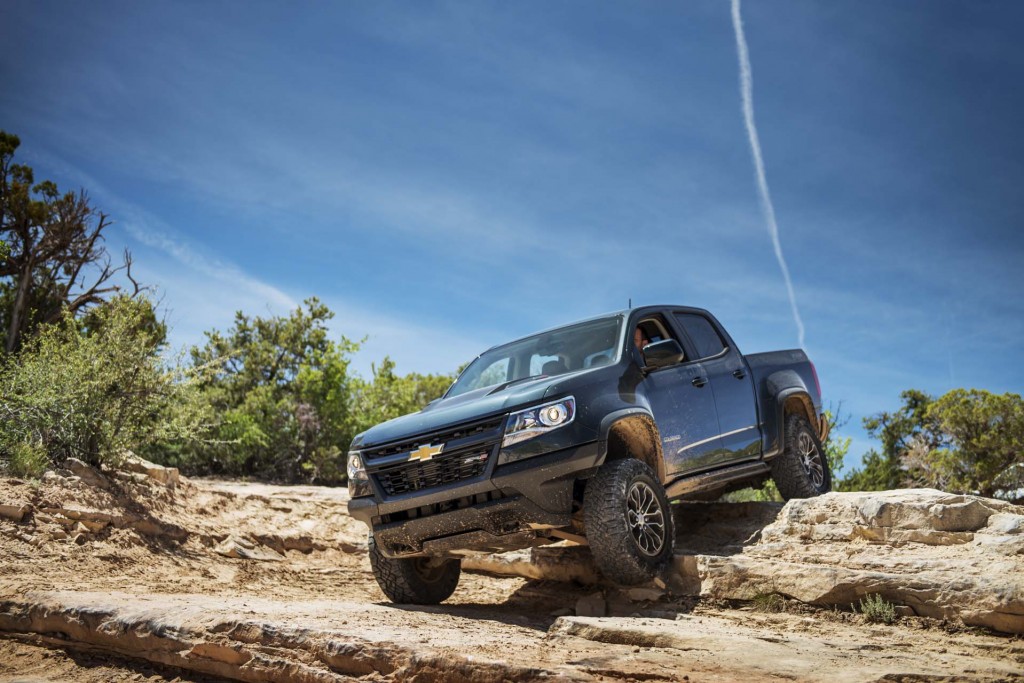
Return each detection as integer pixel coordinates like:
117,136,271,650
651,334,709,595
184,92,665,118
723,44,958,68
362,416,504,461
373,444,495,496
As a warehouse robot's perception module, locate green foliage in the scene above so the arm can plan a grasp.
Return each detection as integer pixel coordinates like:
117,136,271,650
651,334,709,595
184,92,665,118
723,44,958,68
172,299,457,485
912,389,1024,499
839,390,934,492
175,298,359,483
842,389,1024,501
1,129,135,355
0,296,208,471
857,594,897,624
823,407,851,479
350,358,453,436
751,592,787,613
8,439,48,478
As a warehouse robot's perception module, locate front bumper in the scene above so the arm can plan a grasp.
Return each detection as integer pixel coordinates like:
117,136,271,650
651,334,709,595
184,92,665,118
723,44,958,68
348,440,601,557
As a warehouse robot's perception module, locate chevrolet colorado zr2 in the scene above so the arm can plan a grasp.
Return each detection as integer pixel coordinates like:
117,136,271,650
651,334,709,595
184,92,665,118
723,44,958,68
347,305,831,604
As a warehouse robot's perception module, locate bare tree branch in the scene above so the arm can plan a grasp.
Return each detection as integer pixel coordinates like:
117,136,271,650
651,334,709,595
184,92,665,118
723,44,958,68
1,140,145,351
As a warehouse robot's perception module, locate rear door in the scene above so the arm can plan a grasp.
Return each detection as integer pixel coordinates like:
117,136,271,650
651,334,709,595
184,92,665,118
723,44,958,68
671,311,760,464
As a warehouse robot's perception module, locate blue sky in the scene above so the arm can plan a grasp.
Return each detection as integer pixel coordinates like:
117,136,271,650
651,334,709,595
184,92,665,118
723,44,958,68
2,1,1023,471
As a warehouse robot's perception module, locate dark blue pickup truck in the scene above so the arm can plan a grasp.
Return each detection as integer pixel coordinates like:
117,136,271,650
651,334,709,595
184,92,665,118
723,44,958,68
348,305,830,603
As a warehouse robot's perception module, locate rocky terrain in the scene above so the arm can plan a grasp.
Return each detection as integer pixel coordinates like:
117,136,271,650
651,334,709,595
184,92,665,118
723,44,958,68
0,459,1022,682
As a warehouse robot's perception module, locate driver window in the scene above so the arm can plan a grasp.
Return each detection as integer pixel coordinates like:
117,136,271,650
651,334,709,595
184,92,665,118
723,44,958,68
634,316,685,360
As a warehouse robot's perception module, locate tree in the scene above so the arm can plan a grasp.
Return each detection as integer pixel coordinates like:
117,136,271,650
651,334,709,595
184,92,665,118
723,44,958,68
350,357,455,437
183,298,361,483
909,390,1024,501
174,299,459,485
839,389,936,492
841,389,1024,502
0,131,138,354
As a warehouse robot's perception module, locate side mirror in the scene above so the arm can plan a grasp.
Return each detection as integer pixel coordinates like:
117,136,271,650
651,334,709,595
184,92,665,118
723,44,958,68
642,339,685,370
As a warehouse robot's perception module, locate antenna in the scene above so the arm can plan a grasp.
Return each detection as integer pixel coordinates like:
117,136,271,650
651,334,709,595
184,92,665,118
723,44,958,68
628,298,632,309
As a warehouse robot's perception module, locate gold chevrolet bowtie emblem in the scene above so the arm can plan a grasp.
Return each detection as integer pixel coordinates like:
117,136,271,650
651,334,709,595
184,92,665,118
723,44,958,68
409,443,443,462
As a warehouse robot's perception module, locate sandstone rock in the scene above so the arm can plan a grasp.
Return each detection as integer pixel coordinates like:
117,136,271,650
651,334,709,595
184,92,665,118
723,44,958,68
679,490,1024,634
0,592,570,683
215,535,283,561
64,458,111,490
463,544,602,584
252,533,326,555
123,454,180,487
0,503,30,523
548,613,1023,681
575,592,606,618
41,470,83,489
980,512,1024,535
623,587,666,603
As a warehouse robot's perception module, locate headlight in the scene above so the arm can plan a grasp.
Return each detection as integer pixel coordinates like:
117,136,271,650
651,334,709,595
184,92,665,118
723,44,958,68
502,396,575,447
347,452,371,497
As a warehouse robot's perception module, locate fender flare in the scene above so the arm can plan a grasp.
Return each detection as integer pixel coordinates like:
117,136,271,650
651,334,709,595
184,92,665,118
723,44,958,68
597,408,666,482
765,387,817,459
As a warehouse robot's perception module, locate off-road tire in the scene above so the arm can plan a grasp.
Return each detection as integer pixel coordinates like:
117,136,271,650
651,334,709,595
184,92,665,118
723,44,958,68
772,414,832,500
584,458,675,586
368,534,461,604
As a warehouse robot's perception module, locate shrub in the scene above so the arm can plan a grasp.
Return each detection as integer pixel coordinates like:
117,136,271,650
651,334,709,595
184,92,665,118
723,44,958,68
857,594,897,624
751,592,787,613
7,439,48,478
0,296,209,470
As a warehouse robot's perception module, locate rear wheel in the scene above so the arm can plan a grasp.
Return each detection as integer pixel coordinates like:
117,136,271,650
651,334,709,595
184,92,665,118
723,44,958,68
368,534,461,604
584,458,674,585
771,414,831,500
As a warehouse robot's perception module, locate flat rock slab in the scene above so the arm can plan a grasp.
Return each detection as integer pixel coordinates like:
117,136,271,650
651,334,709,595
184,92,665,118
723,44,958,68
4,591,1021,683
550,614,1024,682
0,591,578,683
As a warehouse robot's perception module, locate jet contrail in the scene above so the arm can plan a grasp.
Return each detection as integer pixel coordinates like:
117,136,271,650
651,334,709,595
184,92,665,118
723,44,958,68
731,0,806,349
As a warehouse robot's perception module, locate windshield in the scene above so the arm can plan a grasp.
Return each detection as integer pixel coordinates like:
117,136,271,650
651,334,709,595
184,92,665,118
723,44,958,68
447,316,623,398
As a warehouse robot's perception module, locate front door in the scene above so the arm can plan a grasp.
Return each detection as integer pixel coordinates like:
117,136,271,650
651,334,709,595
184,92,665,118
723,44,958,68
642,361,726,475
632,313,724,476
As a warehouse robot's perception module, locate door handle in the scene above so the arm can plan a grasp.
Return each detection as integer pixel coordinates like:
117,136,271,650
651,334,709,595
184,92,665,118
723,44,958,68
733,369,746,380
691,376,708,388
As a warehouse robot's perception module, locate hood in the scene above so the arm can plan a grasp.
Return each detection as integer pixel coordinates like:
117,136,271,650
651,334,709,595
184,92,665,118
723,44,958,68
353,370,587,449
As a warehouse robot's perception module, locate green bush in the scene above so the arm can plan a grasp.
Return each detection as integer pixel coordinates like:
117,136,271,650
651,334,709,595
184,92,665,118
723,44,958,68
0,296,209,470
751,592,787,613
857,594,897,624
176,299,456,485
7,439,48,478
178,298,360,483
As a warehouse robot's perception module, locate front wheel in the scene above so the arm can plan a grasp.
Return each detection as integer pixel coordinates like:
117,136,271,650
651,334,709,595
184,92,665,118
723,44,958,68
584,458,675,586
368,534,461,604
771,414,832,500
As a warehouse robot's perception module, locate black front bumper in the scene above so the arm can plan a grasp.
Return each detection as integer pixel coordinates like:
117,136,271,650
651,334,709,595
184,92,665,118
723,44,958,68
348,440,601,557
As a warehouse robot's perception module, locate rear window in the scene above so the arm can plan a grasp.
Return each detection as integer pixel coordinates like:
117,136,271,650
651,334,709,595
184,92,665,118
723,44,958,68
674,313,727,360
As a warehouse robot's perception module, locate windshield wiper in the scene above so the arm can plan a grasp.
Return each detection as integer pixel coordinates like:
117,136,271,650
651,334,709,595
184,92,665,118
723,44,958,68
487,374,546,394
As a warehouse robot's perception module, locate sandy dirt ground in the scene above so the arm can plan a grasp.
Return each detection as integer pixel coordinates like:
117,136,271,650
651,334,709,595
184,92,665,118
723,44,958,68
0,471,1021,682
